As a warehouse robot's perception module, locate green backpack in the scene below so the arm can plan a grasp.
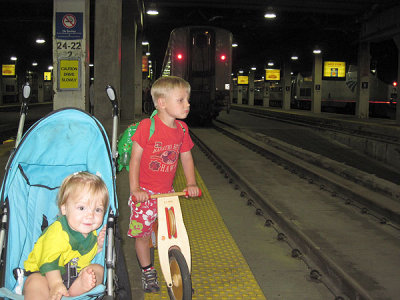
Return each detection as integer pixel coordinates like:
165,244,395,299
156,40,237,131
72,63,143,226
116,110,185,171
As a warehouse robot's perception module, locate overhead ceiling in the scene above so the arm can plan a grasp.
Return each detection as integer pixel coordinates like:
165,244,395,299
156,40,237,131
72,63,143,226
143,0,399,80
0,0,398,82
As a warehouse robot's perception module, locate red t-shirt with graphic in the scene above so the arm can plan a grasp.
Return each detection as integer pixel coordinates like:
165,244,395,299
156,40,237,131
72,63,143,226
131,115,194,193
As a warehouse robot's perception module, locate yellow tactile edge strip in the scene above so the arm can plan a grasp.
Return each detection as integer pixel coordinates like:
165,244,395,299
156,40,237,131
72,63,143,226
146,163,266,300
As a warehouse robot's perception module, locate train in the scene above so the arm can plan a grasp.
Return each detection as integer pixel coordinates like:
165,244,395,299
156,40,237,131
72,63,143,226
161,26,232,124
233,65,397,119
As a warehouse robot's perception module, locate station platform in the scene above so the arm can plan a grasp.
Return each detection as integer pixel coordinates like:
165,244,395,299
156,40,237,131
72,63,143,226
146,164,266,299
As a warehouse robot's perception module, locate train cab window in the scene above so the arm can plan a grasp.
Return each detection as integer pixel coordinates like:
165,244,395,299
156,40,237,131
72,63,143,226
193,33,209,48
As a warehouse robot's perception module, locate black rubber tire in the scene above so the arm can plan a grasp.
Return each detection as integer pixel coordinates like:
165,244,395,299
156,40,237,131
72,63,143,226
114,223,132,300
167,249,192,300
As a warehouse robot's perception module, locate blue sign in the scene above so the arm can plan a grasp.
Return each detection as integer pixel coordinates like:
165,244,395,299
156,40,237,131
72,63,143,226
56,12,83,40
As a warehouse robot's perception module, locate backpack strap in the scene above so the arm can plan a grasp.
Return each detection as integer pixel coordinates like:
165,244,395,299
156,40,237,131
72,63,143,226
148,110,157,140
177,121,186,136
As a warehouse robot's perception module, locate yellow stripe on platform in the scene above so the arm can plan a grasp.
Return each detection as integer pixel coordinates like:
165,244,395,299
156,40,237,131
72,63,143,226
146,163,266,300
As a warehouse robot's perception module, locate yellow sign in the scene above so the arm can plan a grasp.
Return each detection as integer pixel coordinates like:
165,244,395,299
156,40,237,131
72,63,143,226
44,72,52,81
142,56,149,72
237,75,248,85
59,59,80,89
265,69,280,81
2,64,15,76
323,61,346,78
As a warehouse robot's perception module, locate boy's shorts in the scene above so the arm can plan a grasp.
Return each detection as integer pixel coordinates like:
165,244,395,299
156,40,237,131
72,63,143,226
127,187,173,238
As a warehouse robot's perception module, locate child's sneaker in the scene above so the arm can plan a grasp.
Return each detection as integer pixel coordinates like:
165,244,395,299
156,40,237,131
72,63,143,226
142,268,160,293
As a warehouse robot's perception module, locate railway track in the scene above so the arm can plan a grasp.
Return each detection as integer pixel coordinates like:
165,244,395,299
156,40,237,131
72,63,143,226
190,123,400,300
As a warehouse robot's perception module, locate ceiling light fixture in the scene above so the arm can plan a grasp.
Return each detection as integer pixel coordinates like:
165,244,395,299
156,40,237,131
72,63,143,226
146,4,159,15
264,7,276,19
36,38,46,44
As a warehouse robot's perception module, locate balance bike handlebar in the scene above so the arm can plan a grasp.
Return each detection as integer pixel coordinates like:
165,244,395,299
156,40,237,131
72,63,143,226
130,189,202,202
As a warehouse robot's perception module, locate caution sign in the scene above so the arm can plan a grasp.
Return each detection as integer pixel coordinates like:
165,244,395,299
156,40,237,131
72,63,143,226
58,59,80,90
2,64,15,76
265,69,280,81
237,75,248,85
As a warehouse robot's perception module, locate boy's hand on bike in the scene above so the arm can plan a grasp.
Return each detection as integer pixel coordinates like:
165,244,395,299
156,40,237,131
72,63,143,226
184,185,201,198
129,189,149,203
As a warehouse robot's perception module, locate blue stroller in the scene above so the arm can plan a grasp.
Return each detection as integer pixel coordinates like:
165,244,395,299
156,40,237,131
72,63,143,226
0,101,131,299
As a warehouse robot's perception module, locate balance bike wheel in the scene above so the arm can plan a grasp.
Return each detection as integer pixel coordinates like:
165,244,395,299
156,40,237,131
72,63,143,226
167,249,192,300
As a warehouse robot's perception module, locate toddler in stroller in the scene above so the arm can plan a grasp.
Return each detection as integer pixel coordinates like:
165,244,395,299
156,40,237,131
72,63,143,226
0,108,130,299
24,172,108,299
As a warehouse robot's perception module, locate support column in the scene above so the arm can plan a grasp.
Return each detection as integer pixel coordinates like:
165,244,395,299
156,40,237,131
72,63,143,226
356,41,370,118
94,0,122,134
282,61,291,110
263,82,270,107
311,54,322,113
248,70,254,106
237,85,243,104
53,0,90,110
134,32,143,119
38,76,44,102
120,0,136,121
393,35,400,123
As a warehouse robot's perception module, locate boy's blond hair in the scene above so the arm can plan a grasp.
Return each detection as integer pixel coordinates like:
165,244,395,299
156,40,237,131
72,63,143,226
57,171,109,211
151,76,191,107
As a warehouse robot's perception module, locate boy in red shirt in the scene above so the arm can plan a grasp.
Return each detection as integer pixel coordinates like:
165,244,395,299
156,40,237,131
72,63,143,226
127,76,200,293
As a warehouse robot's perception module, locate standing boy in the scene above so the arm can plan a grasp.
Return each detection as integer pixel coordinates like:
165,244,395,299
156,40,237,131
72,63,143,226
128,76,200,293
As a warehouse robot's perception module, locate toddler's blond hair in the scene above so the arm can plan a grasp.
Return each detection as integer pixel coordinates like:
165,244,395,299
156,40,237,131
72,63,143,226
57,171,109,212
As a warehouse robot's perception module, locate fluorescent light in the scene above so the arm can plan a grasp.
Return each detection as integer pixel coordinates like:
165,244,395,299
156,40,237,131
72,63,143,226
36,38,46,44
264,12,276,19
146,9,158,15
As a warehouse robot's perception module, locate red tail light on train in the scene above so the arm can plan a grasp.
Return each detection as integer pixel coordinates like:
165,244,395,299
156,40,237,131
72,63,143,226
219,54,227,61
176,53,184,60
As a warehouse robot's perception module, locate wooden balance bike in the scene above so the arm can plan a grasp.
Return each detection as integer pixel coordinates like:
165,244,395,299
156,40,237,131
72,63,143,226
148,190,201,300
